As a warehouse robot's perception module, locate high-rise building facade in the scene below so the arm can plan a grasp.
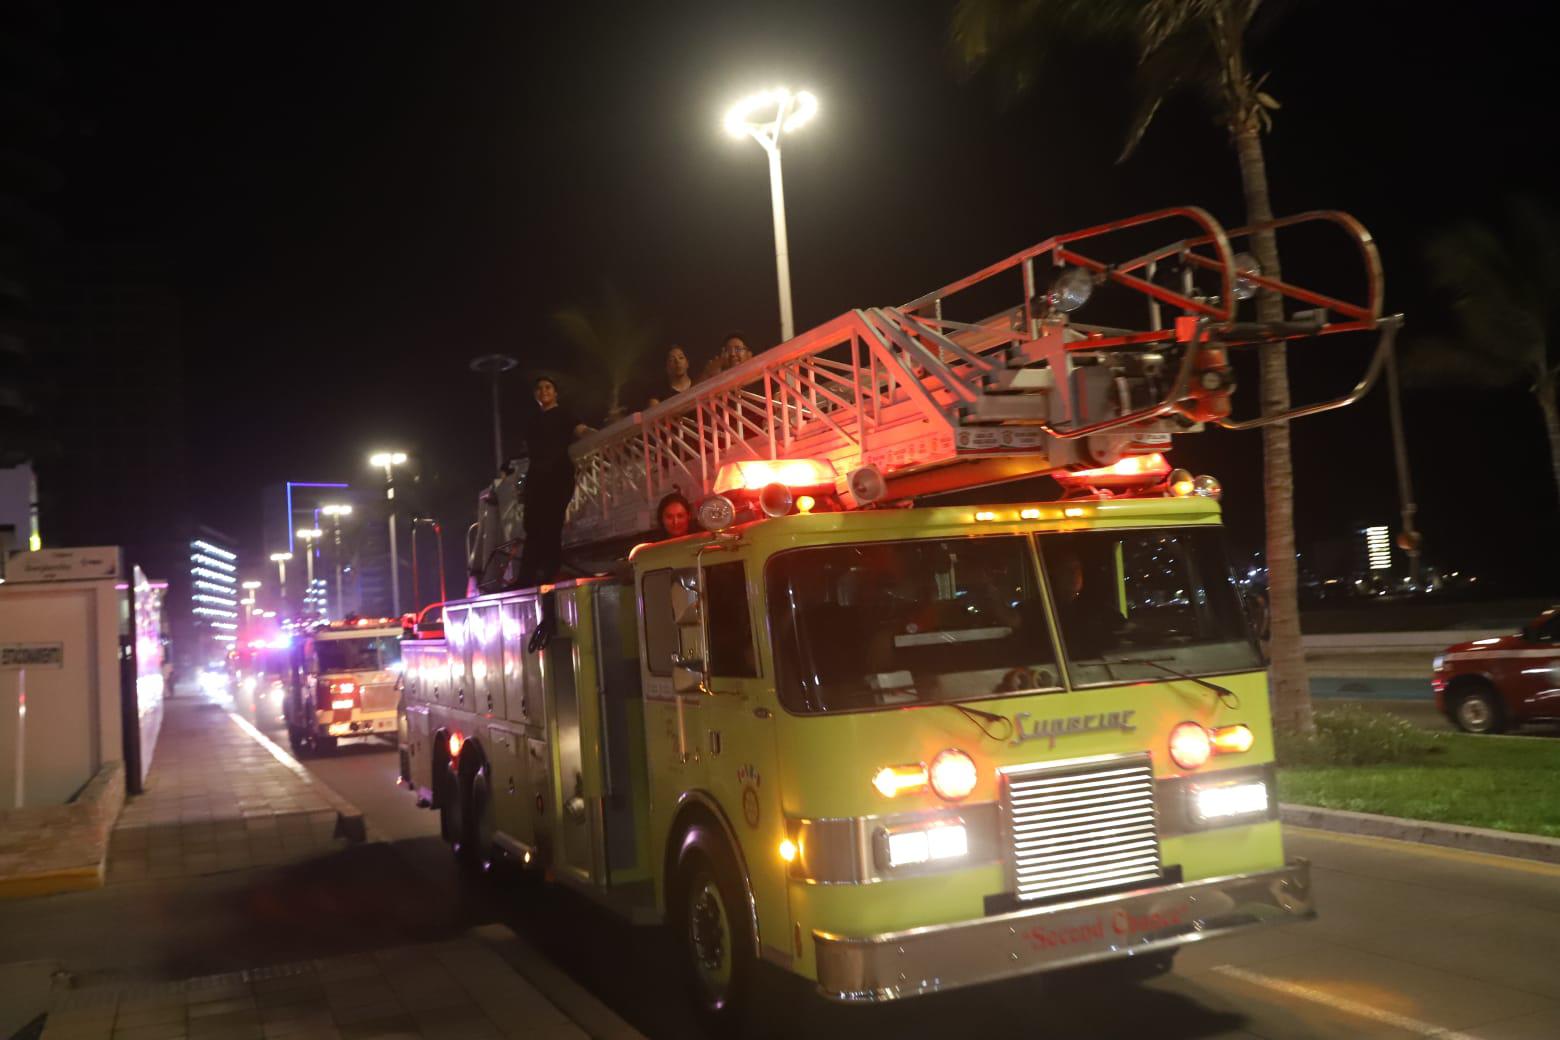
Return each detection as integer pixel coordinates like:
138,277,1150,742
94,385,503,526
187,530,239,666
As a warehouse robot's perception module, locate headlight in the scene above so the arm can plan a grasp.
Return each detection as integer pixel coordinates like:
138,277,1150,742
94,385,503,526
1432,654,1445,671
881,821,969,869
1189,779,1271,824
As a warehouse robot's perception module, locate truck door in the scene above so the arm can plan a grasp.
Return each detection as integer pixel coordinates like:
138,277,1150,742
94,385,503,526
690,556,788,961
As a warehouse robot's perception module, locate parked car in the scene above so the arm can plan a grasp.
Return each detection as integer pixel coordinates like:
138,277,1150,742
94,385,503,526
1432,607,1560,733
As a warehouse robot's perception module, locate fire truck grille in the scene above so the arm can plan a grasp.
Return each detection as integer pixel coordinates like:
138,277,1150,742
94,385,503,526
359,682,398,714
1002,754,1160,903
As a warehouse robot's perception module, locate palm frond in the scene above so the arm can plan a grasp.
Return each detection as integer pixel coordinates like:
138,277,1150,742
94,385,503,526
1423,200,1559,379
1118,18,1217,161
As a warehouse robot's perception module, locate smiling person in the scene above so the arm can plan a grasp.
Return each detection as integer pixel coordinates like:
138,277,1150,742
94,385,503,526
516,376,593,589
698,331,753,383
656,491,692,539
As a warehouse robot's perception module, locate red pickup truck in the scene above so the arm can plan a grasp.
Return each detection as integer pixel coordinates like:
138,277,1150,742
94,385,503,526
1432,607,1560,733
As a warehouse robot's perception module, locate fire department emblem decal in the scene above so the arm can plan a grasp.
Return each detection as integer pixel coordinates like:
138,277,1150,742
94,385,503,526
738,764,762,827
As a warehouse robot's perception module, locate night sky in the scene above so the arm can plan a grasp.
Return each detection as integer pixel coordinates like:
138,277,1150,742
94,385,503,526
50,1,1560,593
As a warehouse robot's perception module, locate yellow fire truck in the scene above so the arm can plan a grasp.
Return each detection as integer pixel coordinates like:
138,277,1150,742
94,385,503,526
400,207,1399,1025
285,617,404,754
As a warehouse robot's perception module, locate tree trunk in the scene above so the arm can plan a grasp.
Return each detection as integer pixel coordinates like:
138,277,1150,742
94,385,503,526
1538,369,1560,509
1234,125,1314,734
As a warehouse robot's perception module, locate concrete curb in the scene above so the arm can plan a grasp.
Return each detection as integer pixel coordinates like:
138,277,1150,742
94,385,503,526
0,762,125,900
1280,803,1560,865
470,923,647,1040
224,713,367,843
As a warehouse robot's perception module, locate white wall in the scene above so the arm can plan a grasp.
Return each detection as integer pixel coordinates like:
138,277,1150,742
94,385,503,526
0,580,124,807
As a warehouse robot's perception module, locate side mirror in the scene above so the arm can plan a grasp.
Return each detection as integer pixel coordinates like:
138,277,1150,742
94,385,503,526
671,568,707,694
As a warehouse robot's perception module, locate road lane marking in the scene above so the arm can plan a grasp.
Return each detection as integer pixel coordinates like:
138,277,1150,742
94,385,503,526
228,711,314,783
1211,964,1486,1038
1288,826,1560,878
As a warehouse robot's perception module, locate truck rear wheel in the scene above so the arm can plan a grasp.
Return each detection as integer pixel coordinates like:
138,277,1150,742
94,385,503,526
671,830,755,1035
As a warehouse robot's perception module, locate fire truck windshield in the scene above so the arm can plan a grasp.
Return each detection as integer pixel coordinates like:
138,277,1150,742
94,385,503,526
316,635,401,673
767,536,1062,714
1038,527,1260,687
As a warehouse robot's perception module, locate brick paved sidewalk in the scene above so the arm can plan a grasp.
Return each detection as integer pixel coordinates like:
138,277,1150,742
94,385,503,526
108,697,364,884
40,926,644,1040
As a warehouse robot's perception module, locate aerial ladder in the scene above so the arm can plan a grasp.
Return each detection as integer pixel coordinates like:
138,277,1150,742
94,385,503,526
469,206,1399,586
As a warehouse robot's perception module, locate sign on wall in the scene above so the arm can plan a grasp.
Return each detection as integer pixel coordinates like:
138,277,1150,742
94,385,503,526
3,547,123,583
0,643,65,670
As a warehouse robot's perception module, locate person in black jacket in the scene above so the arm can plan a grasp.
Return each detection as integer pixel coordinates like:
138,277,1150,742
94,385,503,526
516,377,592,589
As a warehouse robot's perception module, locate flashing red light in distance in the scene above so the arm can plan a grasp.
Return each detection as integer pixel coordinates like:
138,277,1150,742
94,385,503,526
713,458,834,494
448,732,464,758
1169,722,1212,770
929,748,978,801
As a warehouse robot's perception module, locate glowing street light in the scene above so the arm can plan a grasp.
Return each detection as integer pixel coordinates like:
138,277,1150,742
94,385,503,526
321,503,353,616
240,579,262,623
268,552,293,601
723,86,818,343
295,527,322,587
368,451,409,615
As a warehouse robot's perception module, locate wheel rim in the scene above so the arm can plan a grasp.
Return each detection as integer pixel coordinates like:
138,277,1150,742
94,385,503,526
687,872,733,1002
1459,696,1493,732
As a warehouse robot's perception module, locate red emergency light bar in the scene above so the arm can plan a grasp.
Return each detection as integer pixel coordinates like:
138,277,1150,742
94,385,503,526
713,458,834,494
1054,452,1171,490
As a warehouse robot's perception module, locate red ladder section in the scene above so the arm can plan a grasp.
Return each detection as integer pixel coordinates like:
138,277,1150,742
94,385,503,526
562,206,1398,548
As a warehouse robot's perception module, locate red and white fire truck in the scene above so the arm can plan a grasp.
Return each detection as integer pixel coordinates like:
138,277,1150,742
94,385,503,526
402,206,1400,1028
285,618,404,754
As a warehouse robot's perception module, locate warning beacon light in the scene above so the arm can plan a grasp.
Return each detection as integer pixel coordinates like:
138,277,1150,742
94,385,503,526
1055,452,1172,491
713,458,834,494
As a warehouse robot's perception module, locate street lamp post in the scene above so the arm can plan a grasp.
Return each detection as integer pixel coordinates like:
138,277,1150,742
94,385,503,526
268,552,292,610
469,355,518,473
321,503,353,618
724,87,818,343
369,452,407,616
295,528,321,586
240,579,262,630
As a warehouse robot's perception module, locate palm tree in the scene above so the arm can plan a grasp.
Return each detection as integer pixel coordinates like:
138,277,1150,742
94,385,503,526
951,0,1317,731
1422,197,1560,502
552,285,656,422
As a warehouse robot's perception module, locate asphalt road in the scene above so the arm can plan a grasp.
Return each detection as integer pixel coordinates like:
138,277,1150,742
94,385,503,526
258,712,1560,1040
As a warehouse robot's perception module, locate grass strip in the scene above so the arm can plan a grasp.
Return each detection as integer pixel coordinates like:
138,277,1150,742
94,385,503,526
1278,733,1560,839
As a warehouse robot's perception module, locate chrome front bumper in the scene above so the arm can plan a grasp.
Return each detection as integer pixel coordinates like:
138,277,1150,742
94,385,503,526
813,860,1314,1002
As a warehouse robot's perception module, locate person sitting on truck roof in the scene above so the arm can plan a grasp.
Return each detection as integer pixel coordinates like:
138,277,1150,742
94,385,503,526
515,376,593,589
698,331,753,383
645,345,693,407
656,492,692,539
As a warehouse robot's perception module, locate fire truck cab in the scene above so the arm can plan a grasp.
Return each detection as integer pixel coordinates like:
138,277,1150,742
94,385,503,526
286,618,403,755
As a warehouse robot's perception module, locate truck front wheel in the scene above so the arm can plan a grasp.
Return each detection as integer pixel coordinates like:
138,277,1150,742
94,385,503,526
671,830,755,1035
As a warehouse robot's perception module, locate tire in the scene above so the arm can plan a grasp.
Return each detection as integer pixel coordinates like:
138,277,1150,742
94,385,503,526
438,755,463,846
456,754,495,874
671,829,756,1035
1452,684,1507,734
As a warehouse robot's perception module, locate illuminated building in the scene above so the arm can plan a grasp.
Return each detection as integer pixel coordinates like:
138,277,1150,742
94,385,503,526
1362,525,1393,572
188,529,239,664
